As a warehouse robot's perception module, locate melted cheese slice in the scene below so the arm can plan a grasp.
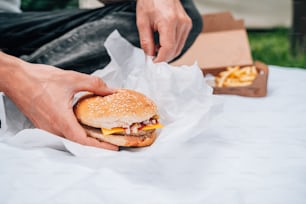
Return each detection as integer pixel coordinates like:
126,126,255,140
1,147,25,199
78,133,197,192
101,124,163,136
101,127,124,136
141,124,163,130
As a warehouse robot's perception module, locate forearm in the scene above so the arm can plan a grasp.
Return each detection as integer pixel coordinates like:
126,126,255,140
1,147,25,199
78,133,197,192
0,52,25,94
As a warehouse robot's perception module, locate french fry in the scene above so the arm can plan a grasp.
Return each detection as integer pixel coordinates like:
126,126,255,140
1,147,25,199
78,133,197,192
215,65,258,87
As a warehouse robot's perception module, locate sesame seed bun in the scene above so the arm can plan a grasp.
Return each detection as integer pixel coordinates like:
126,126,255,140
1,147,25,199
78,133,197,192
75,89,158,129
74,89,159,147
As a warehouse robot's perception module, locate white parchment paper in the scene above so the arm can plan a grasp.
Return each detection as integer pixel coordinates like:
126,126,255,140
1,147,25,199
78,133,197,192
0,93,7,134
84,31,222,154
1,30,221,157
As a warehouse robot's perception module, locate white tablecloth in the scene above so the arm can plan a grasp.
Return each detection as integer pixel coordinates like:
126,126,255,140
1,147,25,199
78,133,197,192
0,65,305,204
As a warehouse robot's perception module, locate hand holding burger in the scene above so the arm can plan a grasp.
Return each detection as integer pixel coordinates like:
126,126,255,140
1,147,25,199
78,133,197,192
0,52,118,151
74,89,163,148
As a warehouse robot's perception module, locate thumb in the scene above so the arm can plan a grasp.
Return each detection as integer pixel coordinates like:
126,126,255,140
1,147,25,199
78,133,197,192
62,111,119,151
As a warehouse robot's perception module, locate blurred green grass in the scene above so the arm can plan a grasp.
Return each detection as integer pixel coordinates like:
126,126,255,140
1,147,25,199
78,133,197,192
248,28,306,69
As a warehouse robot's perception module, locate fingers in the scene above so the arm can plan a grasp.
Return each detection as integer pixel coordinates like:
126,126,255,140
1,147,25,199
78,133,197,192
174,16,192,58
136,0,192,63
153,22,177,63
63,72,119,150
14,63,119,151
62,110,119,151
72,73,115,96
154,17,191,63
153,19,192,63
137,15,156,56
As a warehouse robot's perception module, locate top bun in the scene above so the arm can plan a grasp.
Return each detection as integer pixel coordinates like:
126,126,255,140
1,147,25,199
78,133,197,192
74,89,158,129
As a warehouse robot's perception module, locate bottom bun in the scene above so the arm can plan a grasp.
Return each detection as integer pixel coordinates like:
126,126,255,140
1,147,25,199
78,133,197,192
83,126,157,147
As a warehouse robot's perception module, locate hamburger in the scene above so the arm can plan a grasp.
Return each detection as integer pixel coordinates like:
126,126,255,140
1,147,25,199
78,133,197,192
74,89,163,147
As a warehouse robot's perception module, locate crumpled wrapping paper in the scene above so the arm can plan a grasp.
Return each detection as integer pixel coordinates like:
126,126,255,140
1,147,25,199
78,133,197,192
1,30,221,157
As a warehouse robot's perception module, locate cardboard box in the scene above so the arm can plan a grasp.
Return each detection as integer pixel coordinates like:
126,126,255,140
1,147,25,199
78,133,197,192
172,12,268,97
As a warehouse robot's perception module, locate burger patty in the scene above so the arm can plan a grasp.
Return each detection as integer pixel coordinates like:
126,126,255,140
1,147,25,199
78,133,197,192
82,125,155,137
112,129,155,136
